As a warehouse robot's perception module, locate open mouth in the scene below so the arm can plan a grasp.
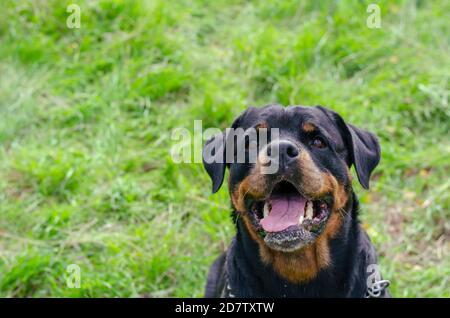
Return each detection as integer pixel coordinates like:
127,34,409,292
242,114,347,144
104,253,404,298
247,181,332,252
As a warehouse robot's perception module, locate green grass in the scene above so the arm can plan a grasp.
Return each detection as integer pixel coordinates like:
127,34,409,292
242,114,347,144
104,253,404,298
0,0,448,297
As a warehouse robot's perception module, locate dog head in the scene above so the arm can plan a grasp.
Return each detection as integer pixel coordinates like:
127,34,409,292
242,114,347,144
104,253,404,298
203,105,380,253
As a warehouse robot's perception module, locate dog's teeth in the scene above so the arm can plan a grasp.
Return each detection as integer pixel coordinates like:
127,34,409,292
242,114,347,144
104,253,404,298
298,215,304,224
263,203,270,218
305,201,313,219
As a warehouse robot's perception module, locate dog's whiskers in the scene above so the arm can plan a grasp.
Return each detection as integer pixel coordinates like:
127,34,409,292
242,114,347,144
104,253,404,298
338,207,350,218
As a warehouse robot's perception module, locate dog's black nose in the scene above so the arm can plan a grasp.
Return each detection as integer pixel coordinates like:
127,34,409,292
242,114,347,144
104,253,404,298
278,140,299,167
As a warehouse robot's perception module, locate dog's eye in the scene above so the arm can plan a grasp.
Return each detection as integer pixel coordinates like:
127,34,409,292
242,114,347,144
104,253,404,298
310,137,326,149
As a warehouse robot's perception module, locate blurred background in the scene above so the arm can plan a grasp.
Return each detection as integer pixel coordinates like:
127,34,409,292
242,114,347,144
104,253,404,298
0,0,448,297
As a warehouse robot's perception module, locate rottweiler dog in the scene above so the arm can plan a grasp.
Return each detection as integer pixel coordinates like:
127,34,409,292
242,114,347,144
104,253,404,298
202,105,390,298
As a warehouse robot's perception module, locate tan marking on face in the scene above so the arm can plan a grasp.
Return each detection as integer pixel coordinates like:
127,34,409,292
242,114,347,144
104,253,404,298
239,178,348,283
231,170,267,212
255,146,279,176
231,178,248,212
239,214,323,283
297,151,324,195
302,122,316,132
255,122,269,130
234,150,351,283
255,203,345,283
241,214,264,243
316,171,350,212
259,242,328,283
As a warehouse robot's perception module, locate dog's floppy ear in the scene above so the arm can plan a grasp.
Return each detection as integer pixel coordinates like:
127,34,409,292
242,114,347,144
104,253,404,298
202,132,226,193
317,106,381,189
202,109,251,193
344,123,381,189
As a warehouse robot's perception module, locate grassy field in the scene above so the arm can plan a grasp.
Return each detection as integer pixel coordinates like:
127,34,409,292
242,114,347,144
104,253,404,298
0,0,448,297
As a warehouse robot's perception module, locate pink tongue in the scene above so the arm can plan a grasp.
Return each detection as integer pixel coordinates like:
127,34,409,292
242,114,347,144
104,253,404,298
260,194,307,232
